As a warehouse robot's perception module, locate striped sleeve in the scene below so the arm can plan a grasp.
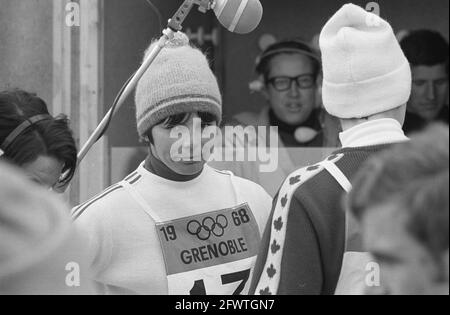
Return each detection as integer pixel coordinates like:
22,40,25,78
71,170,143,220
71,184,124,221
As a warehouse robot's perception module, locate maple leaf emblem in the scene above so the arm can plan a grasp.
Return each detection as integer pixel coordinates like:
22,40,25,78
271,239,281,254
267,264,276,278
307,165,320,171
281,194,288,207
327,154,338,161
289,175,301,185
274,217,283,231
259,287,272,295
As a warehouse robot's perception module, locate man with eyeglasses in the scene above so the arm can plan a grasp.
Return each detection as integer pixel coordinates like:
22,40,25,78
209,40,340,197
234,39,339,148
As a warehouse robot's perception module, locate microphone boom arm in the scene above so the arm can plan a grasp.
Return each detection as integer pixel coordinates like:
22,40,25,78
168,0,214,31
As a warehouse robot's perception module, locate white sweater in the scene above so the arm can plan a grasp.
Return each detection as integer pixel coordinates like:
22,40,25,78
72,163,272,295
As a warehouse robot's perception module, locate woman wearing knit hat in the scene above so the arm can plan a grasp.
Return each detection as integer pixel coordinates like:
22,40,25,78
72,32,272,295
251,3,412,295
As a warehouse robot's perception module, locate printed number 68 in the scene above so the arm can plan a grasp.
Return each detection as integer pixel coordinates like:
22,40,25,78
232,209,250,226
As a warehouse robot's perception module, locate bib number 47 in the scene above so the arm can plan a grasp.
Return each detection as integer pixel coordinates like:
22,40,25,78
190,269,251,295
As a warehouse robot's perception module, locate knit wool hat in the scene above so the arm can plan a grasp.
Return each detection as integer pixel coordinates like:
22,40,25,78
135,32,222,137
320,3,412,119
0,162,95,295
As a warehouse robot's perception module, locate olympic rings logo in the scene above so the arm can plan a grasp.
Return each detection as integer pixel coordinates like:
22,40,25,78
187,215,229,241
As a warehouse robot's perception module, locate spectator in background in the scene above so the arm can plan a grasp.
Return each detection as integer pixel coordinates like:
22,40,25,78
210,40,340,197
400,30,449,134
0,89,77,191
348,124,449,295
0,162,95,295
233,39,340,148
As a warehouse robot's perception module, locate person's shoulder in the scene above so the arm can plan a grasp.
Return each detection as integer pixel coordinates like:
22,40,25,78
208,166,238,182
71,170,147,221
235,173,268,191
71,183,127,221
218,168,271,199
284,154,347,196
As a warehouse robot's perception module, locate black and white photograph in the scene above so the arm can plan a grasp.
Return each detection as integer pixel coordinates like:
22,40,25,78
0,0,448,301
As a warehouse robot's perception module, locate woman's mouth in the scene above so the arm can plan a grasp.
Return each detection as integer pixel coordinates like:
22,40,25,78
286,103,303,113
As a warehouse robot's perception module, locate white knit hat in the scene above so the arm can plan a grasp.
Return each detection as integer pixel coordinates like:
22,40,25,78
135,32,222,137
320,3,412,119
0,162,95,295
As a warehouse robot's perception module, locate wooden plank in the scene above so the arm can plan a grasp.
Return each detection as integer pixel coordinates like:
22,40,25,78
53,0,76,205
52,0,71,117
52,0,108,206
78,0,108,203
70,0,81,206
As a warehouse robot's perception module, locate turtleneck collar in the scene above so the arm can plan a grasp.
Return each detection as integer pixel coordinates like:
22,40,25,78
144,149,203,182
339,118,409,148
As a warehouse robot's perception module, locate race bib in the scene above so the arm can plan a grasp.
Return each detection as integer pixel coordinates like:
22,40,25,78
156,203,260,295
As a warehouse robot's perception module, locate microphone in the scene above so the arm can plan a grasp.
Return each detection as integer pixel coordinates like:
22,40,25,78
212,0,263,34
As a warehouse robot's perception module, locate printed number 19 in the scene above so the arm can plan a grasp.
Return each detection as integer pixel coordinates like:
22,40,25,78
160,225,177,241
190,269,251,295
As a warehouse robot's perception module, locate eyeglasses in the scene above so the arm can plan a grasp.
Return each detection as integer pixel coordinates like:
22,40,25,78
267,74,316,91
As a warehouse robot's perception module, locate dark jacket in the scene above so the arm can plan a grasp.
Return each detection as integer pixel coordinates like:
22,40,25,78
250,144,392,295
